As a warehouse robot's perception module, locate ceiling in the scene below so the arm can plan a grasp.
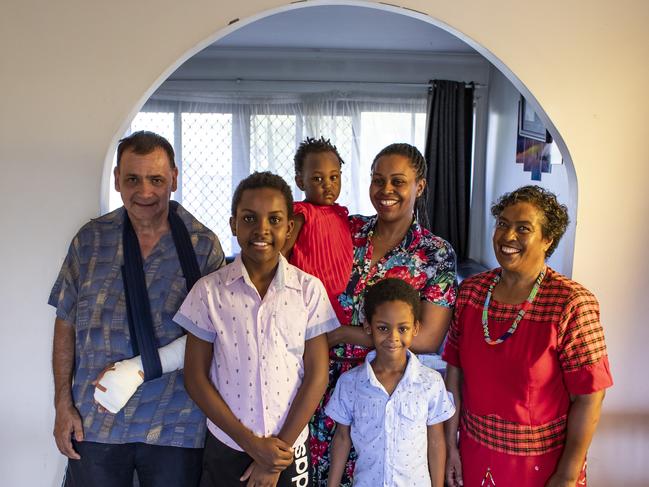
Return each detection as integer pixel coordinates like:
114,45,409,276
212,5,476,53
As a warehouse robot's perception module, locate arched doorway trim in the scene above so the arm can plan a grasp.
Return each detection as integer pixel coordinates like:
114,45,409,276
101,0,576,273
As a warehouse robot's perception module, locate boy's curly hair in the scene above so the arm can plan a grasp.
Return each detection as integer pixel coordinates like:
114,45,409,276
231,171,294,218
293,136,344,174
364,278,422,323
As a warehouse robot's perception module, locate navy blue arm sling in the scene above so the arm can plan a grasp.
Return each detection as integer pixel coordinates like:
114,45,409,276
122,201,202,381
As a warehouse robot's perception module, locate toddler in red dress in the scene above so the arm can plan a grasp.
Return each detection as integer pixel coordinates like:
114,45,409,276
282,136,353,324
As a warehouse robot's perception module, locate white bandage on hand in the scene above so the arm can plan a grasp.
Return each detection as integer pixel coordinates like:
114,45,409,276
93,357,144,414
93,335,187,414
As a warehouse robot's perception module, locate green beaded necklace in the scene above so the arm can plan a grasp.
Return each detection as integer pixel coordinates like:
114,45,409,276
482,267,546,345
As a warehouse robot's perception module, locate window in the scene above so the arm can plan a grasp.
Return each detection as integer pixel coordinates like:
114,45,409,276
109,94,427,255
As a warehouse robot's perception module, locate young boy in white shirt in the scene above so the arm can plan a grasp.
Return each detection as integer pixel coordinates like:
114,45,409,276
176,172,338,486
325,278,454,487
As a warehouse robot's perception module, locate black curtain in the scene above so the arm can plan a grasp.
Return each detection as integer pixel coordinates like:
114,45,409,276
424,80,474,262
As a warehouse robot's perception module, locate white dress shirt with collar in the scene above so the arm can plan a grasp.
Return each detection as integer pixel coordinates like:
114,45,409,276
174,254,339,450
325,350,455,487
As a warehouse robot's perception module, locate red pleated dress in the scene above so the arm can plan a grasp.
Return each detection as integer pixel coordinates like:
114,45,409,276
289,202,353,324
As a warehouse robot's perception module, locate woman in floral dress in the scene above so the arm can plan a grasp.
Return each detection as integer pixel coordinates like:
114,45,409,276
309,143,457,486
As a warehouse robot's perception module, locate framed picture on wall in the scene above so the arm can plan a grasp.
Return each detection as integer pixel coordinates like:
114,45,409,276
518,96,551,142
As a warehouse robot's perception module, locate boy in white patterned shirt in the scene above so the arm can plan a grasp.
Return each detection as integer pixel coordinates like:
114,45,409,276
326,278,455,487
176,172,338,487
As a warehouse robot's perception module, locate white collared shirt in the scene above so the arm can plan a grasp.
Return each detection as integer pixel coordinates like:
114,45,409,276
175,254,339,450
325,350,455,487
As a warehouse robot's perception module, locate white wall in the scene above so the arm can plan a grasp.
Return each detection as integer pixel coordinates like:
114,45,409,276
1,1,648,485
474,66,574,275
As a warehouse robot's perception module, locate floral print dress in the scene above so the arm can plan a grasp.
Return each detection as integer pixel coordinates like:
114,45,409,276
309,214,457,486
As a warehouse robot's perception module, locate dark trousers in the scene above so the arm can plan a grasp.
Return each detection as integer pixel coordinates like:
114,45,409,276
64,440,203,487
201,432,310,487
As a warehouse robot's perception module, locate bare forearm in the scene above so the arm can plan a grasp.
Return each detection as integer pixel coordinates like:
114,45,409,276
328,426,352,487
327,325,373,348
277,377,327,445
444,365,462,450
428,423,446,487
411,303,452,354
278,335,329,445
552,391,605,482
53,318,75,409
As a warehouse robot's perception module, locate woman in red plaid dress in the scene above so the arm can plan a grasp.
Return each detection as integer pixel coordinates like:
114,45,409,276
443,186,613,487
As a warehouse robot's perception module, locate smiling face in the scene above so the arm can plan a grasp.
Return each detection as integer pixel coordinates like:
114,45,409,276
230,187,294,271
114,147,178,226
492,202,553,277
370,154,425,225
364,300,419,360
296,151,342,206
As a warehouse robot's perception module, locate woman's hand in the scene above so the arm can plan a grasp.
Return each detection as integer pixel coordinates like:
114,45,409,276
444,364,463,486
445,446,463,486
545,473,578,487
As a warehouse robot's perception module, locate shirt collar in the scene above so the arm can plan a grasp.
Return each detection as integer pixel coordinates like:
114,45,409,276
364,215,422,253
362,349,425,388
224,253,301,291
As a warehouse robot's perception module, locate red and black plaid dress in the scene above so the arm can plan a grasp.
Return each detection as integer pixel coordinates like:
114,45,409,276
443,267,613,486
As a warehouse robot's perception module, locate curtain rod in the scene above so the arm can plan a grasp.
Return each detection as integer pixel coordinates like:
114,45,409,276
168,78,485,89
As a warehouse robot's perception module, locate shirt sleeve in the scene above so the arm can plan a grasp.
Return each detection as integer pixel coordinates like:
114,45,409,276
324,374,353,426
420,237,457,307
48,236,81,325
427,373,456,425
293,201,310,221
558,289,613,394
304,276,340,340
173,279,217,343
441,286,466,368
204,231,226,274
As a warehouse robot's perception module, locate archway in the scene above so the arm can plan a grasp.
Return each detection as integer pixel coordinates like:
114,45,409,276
102,0,577,275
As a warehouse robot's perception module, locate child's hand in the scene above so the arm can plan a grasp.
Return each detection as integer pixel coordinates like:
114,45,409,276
240,461,282,487
445,446,463,486
247,436,294,471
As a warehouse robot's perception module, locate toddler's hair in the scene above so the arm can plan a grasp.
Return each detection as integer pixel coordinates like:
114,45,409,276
364,278,422,323
372,143,430,230
231,171,294,218
294,136,345,174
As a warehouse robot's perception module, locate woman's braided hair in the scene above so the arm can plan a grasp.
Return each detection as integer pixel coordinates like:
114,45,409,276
372,143,430,230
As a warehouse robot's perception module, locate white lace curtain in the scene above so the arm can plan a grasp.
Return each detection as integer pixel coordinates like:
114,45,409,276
109,89,427,255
